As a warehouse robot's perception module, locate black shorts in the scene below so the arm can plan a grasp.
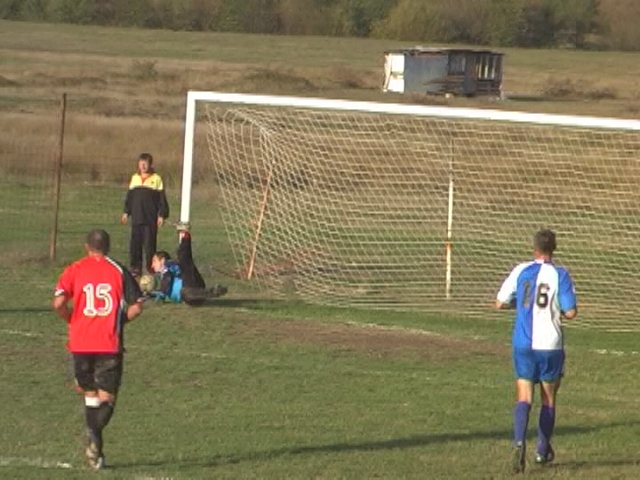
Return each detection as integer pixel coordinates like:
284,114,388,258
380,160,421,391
73,353,124,395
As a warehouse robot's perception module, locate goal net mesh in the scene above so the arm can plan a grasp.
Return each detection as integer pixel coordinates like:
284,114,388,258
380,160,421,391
202,100,640,330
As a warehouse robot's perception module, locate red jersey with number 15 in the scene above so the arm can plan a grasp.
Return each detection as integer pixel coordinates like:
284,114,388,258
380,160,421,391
54,255,142,353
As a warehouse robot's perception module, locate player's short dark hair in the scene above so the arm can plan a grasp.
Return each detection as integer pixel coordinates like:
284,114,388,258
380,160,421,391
86,229,110,255
154,251,171,261
138,152,153,165
533,228,556,255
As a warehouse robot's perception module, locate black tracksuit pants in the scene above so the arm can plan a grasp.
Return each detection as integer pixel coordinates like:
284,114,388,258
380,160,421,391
129,224,157,274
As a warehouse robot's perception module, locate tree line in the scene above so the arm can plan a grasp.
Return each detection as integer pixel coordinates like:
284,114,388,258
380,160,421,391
2,0,639,51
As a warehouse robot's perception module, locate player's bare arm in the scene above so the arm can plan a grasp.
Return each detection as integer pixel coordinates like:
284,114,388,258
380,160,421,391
562,308,577,319
495,298,516,309
126,301,143,322
52,295,71,322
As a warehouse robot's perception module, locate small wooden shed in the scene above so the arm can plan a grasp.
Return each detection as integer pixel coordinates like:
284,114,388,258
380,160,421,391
383,47,504,97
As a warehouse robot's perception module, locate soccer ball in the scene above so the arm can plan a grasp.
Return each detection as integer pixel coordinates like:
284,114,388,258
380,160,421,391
139,274,156,293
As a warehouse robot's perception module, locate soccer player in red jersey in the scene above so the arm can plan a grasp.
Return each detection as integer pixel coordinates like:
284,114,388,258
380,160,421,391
53,229,144,469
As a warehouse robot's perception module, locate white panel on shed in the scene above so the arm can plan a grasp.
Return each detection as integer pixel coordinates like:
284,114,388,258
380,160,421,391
386,77,404,93
383,53,406,93
389,54,405,73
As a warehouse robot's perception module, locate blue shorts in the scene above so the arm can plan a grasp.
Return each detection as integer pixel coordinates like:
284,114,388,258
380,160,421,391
512,347,565,383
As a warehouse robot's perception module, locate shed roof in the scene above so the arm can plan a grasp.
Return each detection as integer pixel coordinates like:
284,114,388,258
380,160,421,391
384,46,504,56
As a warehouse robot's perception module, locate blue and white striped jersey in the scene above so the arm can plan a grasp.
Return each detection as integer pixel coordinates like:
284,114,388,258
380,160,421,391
497,260,577,350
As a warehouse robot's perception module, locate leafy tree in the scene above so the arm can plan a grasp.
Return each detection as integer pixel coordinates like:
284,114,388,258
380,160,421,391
550,0,599,48
3,0,639,51
159,0,208,30
435,0,492,44
241,0,279,34
374,0,494,44
336,0,397,37
20,0,51,20
47,0,96,23
215,0,244,32
276,0,328,35
93,0,115,24
104,0,153,27
372,0,440,42
0,0,23,19
514,0,556,47
486,0,527,47
598,0,640,50
144,0,176,29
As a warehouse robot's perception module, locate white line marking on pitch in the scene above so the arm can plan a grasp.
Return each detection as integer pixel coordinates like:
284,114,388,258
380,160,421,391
592,349,640,356
0,329,45,338
0,328,226,359
0,456,73,469
6,326,639,359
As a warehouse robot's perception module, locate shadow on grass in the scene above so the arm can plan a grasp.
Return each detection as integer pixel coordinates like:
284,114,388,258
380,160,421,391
505,93,575,103
551,457,640,471
0,298,290,313
0,307,51,314
190,298,294,309
113,421,639,469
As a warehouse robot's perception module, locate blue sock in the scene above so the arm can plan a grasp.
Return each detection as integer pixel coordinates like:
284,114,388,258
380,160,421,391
513,401,531,445
537,405,555,453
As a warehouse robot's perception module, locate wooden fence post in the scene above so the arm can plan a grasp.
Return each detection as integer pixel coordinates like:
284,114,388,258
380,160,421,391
49,93,67,261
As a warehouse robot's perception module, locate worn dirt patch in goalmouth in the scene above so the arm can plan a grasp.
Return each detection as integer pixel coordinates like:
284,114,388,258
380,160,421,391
229,318,508,363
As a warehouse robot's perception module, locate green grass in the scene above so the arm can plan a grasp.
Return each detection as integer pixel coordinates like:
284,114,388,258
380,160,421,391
2,181,640,478
3,267,640,478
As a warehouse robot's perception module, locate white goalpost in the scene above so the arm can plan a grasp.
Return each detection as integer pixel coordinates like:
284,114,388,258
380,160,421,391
181,91,640,330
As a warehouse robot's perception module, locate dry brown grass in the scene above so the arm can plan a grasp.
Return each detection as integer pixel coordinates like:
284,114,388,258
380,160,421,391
1,21,639,184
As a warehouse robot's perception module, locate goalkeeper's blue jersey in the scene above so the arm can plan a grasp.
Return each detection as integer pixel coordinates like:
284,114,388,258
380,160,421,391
154,261,183,303
497,259,577,350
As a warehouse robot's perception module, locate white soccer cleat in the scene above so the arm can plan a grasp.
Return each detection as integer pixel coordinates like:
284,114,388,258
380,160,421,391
92,455,106,470
85,432,105,470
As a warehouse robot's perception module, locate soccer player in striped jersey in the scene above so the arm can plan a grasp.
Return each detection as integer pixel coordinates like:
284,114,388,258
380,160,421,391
496,229,577,473
53,229,145,469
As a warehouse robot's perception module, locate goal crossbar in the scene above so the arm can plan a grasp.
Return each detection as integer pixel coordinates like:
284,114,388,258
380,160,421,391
182,91,640,223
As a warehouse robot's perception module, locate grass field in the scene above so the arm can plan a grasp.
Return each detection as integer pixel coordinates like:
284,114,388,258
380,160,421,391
2,20,640,478
3,249,640,478
2,180,640,478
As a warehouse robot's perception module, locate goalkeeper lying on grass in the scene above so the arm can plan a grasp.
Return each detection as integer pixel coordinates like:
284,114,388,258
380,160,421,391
140,224,227,306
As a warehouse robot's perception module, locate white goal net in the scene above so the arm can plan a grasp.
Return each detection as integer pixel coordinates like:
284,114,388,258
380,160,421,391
181,92,640,330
